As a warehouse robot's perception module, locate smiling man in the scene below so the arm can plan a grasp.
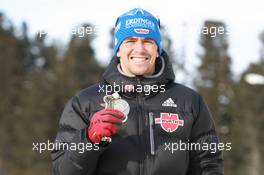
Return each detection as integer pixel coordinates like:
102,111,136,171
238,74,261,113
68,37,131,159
52,8,224,175
117,37,158,76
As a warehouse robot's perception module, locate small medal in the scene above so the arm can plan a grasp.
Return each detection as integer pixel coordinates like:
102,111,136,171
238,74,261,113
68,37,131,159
103,92,130,122
101,92,130,143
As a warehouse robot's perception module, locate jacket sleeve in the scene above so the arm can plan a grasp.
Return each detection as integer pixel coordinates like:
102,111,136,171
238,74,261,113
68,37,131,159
51,95,106,175
187,95,224,175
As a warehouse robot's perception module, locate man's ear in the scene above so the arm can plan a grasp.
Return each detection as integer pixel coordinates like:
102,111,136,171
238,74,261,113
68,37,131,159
117,49,121,58
156,47,160,58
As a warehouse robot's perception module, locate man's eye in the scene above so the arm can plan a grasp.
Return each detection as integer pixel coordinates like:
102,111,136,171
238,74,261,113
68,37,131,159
125,40,134,43
144,40,154,44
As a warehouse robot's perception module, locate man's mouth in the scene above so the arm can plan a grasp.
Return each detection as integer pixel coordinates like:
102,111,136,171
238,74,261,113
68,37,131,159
130,57,149,63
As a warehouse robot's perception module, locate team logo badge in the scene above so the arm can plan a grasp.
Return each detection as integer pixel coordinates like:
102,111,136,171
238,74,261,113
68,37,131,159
155,113,184,133
134,28,149,34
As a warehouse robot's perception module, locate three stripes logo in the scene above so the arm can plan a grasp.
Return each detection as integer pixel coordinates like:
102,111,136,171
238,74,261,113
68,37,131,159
162,98,177,107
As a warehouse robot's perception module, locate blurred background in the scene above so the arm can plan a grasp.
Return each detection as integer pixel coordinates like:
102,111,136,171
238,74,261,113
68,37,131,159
0,0,263,175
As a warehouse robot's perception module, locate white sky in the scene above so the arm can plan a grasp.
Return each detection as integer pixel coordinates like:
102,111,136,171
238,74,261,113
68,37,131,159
1,0,264,83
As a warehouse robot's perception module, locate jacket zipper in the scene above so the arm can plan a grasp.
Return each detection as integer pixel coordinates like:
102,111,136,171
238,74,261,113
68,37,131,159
148,112,155,155
136,77,156,175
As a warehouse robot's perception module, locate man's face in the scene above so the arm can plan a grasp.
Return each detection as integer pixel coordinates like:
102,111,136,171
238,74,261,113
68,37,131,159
117,37,159,76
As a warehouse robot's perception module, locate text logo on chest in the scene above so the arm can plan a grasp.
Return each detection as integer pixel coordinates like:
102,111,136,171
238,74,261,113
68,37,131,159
155,113,184,133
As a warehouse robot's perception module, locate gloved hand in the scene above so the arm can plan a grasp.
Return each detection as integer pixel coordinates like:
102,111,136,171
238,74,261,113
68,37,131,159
87,108,124,143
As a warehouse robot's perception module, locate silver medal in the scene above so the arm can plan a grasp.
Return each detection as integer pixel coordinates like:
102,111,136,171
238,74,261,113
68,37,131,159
103,92,130,123
101,92,130,143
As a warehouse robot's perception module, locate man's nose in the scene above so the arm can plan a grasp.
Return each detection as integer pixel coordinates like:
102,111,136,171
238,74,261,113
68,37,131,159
134,41,146,53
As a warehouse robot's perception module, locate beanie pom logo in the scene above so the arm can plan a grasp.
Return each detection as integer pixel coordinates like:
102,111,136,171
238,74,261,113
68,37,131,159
134,28,149,34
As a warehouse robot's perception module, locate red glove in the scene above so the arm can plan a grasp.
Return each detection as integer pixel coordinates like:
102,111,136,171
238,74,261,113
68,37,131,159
87,108,124,143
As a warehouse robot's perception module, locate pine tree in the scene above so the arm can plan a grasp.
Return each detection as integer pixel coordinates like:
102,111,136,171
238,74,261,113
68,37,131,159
0,13,103,174
195,20,233,133
0,13,32,174
55,23,103,101
194,20,234,175
230,31,264,175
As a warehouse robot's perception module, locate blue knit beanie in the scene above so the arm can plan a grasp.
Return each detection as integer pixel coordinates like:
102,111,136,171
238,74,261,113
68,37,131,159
113,8,162,55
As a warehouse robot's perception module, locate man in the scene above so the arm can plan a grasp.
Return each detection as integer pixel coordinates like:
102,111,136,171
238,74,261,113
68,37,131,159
52,8,223,175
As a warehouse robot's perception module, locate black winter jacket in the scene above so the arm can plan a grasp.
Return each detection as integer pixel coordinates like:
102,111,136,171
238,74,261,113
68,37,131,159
51,52,224,175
